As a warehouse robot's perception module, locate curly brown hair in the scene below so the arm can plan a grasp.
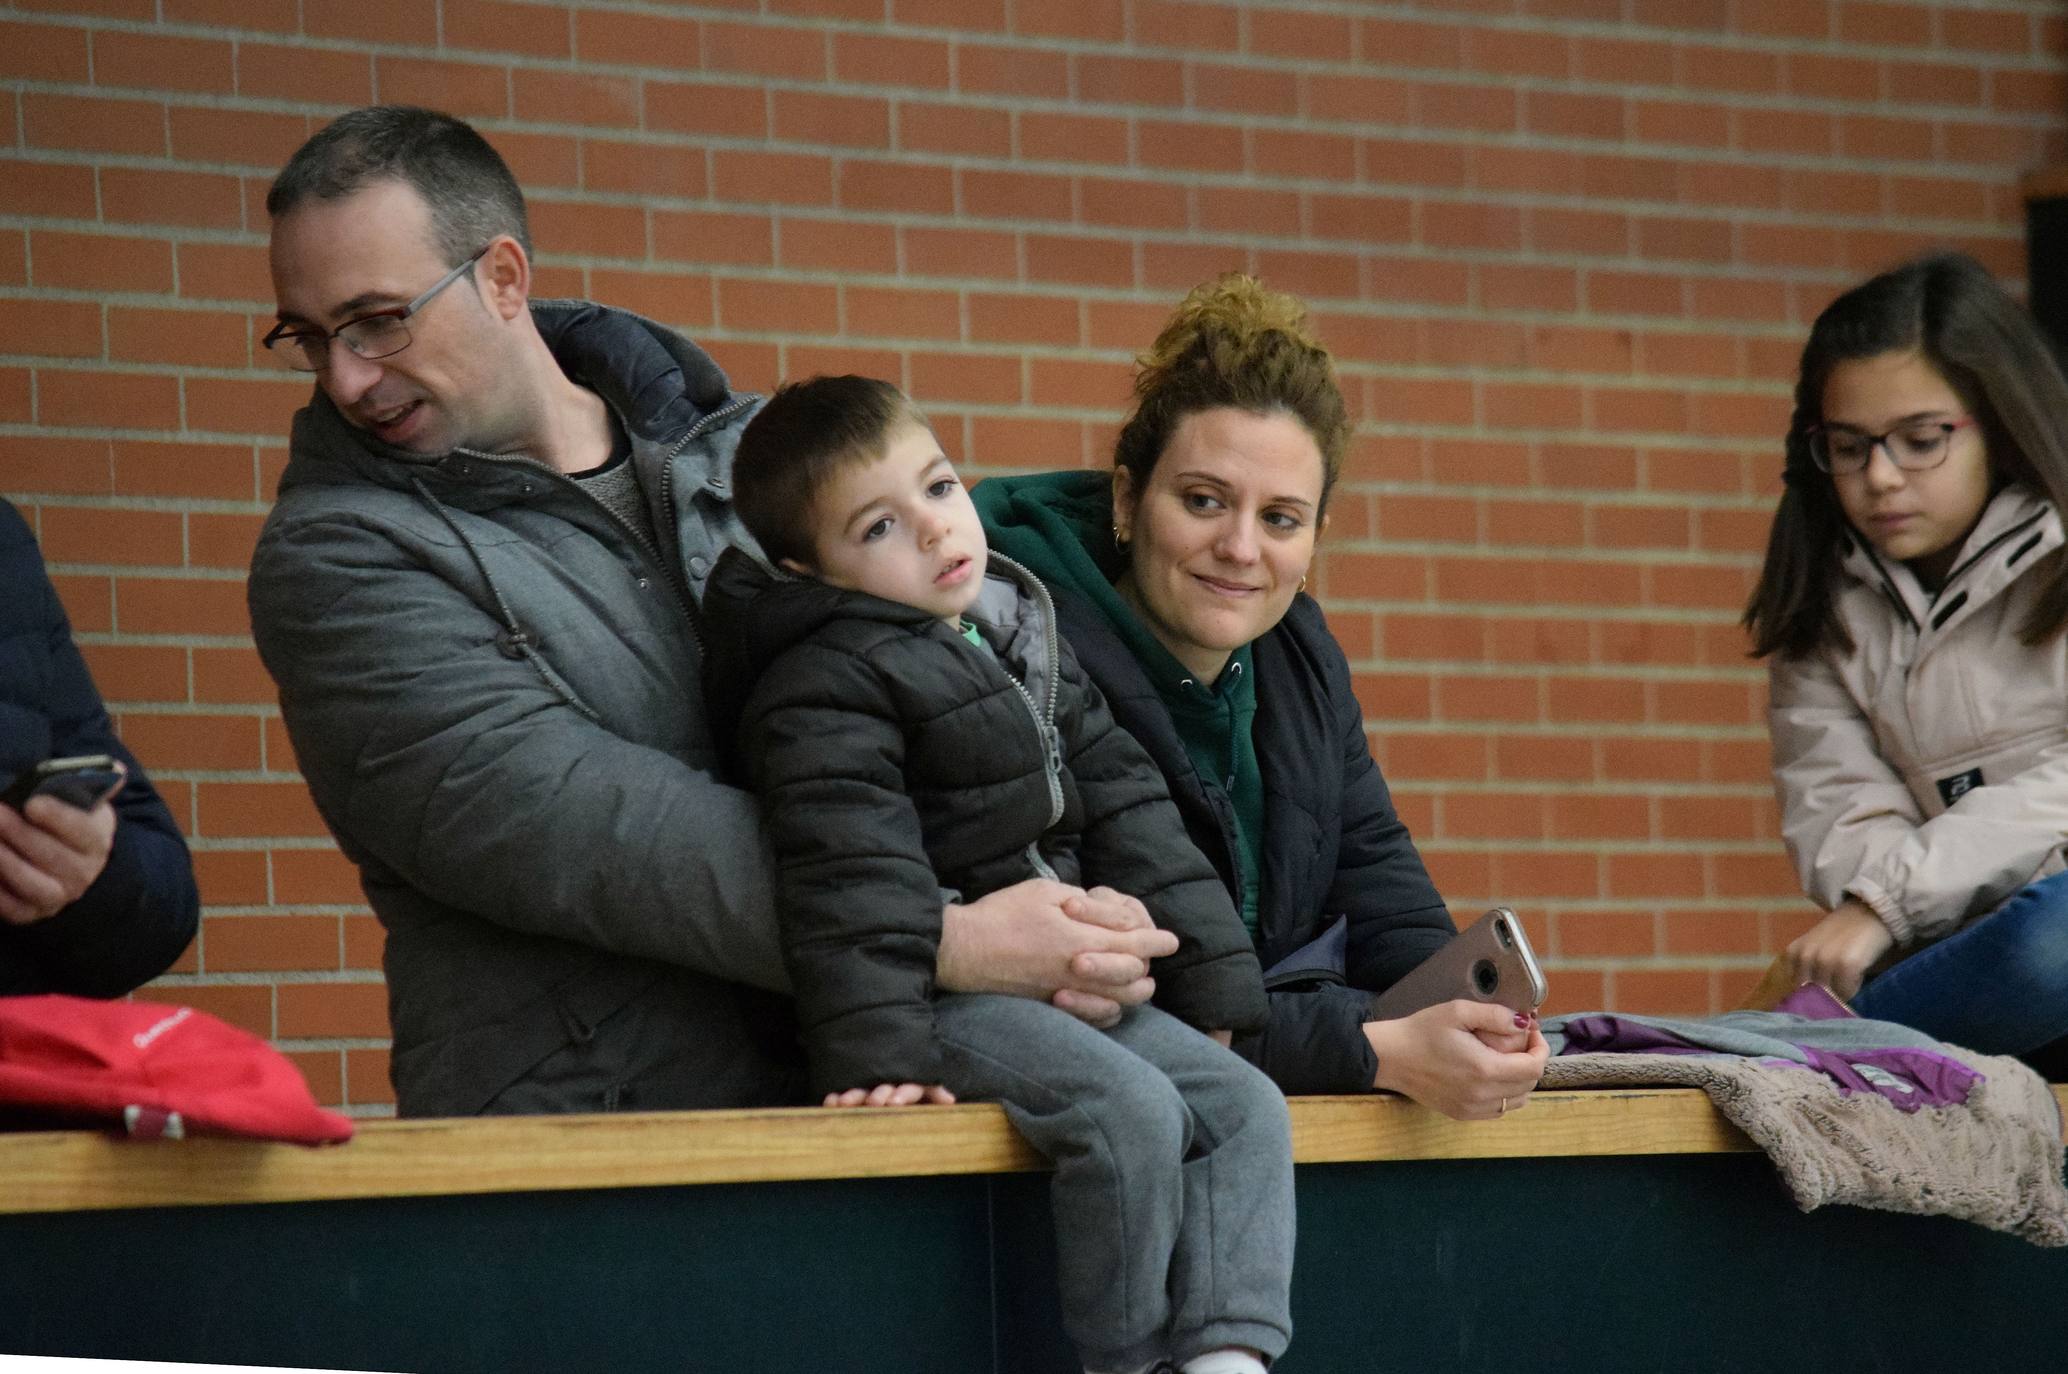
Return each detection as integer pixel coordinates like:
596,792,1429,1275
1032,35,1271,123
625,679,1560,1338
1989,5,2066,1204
1113,274,1349,513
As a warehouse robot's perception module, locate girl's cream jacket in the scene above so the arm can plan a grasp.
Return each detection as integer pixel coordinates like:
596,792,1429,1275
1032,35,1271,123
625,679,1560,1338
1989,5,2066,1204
1769,485,2067,946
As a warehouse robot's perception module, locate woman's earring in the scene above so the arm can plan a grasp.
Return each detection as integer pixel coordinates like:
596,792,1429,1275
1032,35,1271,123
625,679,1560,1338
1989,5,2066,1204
1113,522,1130,551
1298,574,1309,594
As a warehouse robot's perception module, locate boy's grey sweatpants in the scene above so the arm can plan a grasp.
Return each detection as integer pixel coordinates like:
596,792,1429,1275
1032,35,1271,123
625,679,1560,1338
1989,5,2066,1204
934,993,1295,1371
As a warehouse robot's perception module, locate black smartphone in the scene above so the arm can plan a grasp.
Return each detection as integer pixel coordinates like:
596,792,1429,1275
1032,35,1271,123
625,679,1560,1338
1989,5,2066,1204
0,754,125,812
1368,907,1549,1021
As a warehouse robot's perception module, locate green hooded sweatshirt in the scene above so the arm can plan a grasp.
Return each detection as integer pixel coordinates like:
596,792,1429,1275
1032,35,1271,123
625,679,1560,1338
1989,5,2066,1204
973,469,1266,932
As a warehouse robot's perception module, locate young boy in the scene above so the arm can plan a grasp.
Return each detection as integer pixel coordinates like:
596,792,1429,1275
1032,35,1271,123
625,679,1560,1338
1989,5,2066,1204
703,376,1294,1374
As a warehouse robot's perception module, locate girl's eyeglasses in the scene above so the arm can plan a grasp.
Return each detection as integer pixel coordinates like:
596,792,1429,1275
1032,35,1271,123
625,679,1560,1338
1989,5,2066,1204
1804,416,1976,475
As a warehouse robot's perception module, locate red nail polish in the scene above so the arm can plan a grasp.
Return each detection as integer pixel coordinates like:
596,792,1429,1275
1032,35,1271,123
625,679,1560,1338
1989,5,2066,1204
1513,1012,1530,1028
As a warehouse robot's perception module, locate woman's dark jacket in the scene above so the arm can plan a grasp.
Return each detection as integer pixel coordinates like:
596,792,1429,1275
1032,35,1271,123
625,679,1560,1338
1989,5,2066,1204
1,499,199,996
704,549,1269,1097
977,472,1455,1094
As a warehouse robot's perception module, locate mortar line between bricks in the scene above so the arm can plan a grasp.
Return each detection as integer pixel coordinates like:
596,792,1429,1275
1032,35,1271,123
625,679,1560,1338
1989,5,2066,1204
103,703,277,717
36,7,2064,103
151,969,384,985
0,267,1904,323
1405,781,1778,795
0,213,2021,274
1389,717,1771,729
20,421,1764,453
0,244,2029,308
9,76,2061,169
194,907,372,916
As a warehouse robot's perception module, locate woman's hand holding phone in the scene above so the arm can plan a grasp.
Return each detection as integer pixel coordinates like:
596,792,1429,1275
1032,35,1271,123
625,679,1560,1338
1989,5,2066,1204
1364,1000,1550,1121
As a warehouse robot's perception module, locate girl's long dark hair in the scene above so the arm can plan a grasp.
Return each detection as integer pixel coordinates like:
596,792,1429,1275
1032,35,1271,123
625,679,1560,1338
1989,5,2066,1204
1744,252,2068,659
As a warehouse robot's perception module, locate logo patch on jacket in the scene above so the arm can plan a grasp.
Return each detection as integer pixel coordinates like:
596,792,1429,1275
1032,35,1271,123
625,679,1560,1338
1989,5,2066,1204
1936,767,1984,807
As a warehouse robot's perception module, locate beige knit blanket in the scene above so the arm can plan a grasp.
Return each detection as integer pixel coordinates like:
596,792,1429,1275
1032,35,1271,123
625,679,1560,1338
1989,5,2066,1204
1542,1046,2068,1245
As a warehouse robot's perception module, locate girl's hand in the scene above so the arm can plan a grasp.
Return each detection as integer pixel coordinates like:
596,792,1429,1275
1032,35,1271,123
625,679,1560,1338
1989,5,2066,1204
1364,1001,1549,1121
1785,900,1895,1001
822,1083,958,1108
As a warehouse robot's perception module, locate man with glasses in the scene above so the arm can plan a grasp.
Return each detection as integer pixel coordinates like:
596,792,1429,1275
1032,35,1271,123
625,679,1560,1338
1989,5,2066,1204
249,106,1177,1117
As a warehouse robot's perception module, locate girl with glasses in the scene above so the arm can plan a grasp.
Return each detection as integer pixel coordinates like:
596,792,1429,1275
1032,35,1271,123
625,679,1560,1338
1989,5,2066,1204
1745,252,2068,1074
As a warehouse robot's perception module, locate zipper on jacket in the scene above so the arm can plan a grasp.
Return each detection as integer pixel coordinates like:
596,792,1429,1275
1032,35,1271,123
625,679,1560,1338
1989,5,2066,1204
407,472,603,723
1853,542,1922,632
655,393,758,654
1001,667,1063,882
449,392,755,654
450,445,678,597
986,555,1067,879
1858,505,2051,645
1933,506,2047,596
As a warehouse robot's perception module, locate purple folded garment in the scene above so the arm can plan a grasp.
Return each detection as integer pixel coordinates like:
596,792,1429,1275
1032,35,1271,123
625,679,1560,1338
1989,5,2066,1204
1775,982,1852,1020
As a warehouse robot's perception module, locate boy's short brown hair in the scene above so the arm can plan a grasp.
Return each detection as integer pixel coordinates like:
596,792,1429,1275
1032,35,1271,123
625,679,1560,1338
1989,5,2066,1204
731,375,924,567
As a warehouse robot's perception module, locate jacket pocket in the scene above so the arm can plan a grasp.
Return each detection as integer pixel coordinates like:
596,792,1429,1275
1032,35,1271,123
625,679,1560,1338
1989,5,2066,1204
1261,913,1350,992
396,961,664,1116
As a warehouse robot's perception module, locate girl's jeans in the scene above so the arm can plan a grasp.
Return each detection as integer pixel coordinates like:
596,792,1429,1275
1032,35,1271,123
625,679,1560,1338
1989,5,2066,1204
1853,868,2068,1057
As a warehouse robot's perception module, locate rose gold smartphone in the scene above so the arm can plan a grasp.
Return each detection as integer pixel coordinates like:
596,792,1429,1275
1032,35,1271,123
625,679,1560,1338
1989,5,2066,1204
1368,907,1548,1021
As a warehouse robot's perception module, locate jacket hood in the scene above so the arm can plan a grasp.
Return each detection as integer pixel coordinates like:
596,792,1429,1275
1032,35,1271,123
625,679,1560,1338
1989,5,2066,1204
973,469,1248,699
972,469,1125,604
705,547,939,685
702,548,945,778
277,298,738,502
702,548,1067,777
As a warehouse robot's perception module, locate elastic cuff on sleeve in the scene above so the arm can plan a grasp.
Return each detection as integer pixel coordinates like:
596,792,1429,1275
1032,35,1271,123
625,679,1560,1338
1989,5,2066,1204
1844,880,1911,945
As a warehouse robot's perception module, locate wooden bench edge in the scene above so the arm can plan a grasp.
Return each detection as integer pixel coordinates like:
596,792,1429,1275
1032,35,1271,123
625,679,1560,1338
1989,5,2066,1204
2,1085,2060,1217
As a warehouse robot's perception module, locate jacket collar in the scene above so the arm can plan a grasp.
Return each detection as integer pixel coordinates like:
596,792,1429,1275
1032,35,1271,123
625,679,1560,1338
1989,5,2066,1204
707,548,1055,672
276,298,740,509
1838,485,2061,637
701,548,1061,766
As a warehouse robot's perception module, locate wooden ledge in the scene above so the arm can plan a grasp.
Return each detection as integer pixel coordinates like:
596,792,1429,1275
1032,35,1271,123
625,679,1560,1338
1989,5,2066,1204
2,1086,2061,1218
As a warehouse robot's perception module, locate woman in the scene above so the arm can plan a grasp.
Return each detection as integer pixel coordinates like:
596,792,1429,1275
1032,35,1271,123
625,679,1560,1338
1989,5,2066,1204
975,275,1548,1117
1745,253,2068,1071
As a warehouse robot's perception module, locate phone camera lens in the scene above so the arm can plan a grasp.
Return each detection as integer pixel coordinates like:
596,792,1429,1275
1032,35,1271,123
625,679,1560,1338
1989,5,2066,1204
1471,959,1498,996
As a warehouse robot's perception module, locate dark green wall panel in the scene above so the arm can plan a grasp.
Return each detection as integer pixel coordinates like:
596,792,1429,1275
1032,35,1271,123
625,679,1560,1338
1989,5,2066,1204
5,1156,2064,1372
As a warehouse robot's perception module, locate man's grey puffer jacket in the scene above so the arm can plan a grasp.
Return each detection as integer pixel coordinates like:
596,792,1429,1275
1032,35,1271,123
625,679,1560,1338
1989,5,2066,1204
248,300,805,1116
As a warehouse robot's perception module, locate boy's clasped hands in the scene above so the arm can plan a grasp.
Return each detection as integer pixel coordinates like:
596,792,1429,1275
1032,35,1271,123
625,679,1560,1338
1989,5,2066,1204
827,879,1183,1109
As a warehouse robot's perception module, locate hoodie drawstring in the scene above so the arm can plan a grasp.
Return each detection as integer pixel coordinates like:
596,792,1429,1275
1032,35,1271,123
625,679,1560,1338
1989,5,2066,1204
408,475,602,723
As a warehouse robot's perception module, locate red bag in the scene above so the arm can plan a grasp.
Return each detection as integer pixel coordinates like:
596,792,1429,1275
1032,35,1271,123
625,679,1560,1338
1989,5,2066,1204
0,994,353,1145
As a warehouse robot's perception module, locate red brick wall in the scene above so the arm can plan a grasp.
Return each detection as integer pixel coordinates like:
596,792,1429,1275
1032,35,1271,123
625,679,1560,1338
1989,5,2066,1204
3,0,2062,1113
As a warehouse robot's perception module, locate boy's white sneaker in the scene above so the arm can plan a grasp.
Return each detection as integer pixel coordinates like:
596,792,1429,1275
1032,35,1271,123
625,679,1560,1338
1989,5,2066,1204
1182,1353,1269,1374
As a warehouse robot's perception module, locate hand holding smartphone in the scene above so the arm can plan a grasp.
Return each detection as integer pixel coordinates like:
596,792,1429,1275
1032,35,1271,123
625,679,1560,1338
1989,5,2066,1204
0,755,125,813
1369,907,1548,1022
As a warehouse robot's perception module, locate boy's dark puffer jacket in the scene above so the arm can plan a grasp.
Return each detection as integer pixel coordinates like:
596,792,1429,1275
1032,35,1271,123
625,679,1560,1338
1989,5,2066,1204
705,549,1268,1097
